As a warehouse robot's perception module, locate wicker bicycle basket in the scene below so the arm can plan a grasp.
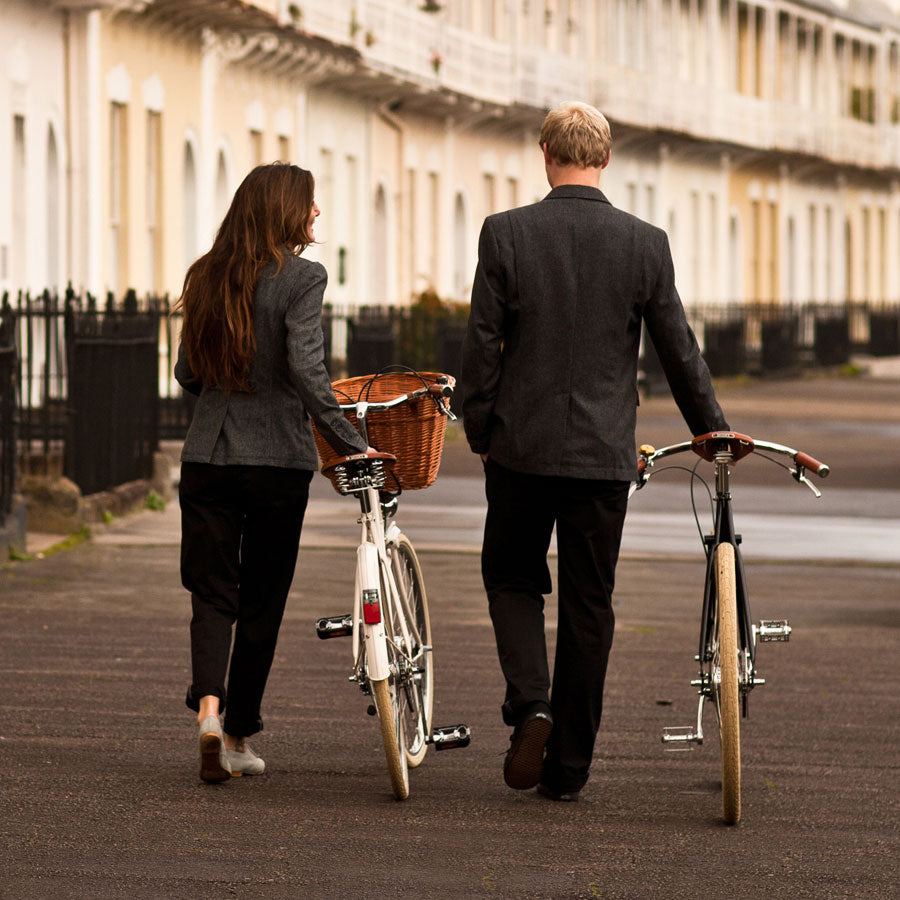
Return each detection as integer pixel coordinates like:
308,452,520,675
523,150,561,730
312,370,454,494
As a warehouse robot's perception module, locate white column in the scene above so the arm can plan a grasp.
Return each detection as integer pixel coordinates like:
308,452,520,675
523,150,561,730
295,87,308,165
85,10,103,296
835,174,847,302
788,14,799,105
876,37,889,127
657,142,672,252
199,30,220,254
718,153,731,301
779,162,791,303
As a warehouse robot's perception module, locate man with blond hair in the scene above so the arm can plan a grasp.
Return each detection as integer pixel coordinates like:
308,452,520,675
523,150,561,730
461,101,728,801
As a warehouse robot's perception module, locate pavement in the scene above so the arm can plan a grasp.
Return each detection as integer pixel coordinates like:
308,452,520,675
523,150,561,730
2,368,898,898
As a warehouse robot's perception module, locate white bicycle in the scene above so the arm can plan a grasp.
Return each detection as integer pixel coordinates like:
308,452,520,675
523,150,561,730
315,378,470,800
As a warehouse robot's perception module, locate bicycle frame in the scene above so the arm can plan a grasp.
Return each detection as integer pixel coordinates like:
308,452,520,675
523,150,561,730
350,481,418,687
698,450,756,717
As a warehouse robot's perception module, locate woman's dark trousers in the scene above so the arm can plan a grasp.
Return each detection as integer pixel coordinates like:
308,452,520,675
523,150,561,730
481,458,629,794
180,462,313,738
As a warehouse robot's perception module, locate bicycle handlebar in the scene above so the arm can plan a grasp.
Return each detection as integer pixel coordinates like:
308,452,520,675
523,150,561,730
335,376,455,413
635,431,830,494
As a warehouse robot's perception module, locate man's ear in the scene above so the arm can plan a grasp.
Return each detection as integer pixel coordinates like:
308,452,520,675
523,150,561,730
601,150,612,170
542,143,552,167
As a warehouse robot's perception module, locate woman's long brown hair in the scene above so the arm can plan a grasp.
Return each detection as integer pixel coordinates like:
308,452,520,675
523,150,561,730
175,163,316,394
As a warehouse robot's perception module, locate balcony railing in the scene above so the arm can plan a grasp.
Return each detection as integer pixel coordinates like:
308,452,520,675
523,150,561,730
514,47,585,110
291,4,900,167
440,24,512,106
299,0,355,46
361,0,440,84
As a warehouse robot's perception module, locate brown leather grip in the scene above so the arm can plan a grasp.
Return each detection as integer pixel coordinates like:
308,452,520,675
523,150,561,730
795,452,829,477
637,457,648,478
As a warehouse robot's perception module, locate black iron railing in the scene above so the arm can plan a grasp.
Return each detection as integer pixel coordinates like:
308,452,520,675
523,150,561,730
0,306,16,518
6,289,163,495
3,290,899,499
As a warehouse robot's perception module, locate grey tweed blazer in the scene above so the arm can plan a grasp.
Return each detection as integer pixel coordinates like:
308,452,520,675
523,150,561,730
175,253,367,469
461,184,728,481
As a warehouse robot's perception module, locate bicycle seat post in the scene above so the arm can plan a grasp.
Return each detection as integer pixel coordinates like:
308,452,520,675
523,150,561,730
714,447,733,498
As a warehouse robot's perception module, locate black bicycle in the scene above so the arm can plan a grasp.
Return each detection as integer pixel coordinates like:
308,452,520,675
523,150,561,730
633,431,829,824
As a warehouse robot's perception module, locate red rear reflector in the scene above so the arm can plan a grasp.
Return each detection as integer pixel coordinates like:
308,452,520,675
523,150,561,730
362,588,381,624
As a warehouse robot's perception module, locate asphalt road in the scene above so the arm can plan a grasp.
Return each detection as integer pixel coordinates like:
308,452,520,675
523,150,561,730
1,372,898,899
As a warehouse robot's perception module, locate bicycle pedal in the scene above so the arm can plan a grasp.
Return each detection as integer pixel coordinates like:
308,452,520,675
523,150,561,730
757,619,791,642
662,726,701,751
427,724,471,750
316,614,353,639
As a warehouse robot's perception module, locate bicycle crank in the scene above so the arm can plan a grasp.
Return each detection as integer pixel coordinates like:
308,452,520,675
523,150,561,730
662,696,706,750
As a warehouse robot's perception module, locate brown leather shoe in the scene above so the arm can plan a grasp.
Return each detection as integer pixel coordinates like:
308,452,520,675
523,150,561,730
503,709,553,790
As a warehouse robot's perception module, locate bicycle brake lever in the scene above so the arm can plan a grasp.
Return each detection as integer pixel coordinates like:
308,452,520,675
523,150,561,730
792,467,822,499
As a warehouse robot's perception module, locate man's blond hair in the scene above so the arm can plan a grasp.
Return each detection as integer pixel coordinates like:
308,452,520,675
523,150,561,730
539,101,612,169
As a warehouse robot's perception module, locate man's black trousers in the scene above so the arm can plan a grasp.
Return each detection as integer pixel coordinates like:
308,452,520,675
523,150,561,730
179,462,313,738
482,458,629,794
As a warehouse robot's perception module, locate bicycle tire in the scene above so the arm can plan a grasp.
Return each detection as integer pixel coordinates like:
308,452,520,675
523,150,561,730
390,535,434,768
371,676,409,800
715,541,741,825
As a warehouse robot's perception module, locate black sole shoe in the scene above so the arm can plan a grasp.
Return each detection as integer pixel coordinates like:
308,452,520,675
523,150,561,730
504,711,553,790
536,782,580,802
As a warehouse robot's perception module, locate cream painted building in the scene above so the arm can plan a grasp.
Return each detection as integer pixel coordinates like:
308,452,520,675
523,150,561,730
3,0,900,310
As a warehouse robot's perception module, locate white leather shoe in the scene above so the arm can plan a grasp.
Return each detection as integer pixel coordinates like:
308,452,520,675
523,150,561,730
225,744,266,776
198,715,231,783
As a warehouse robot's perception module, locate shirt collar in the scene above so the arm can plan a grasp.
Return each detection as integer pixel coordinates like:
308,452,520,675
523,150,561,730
544,185,611,204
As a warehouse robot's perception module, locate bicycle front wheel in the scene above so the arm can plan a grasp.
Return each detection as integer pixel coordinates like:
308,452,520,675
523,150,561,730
371,676,409,800
714,541,741,825
391,535,434,768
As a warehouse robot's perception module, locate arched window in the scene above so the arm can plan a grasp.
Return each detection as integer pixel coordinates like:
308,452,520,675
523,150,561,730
373,184,388,302
182,141,197,271
453,192,467,299
47,125,60,291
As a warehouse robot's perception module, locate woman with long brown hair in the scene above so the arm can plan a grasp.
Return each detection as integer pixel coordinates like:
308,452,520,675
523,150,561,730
175,162,369,783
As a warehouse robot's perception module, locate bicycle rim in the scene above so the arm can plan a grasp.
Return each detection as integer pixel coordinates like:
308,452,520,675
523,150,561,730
714,542,742,825
390,536,434,768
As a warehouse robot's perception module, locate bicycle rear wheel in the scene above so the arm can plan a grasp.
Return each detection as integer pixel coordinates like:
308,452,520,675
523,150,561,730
714,541,741,825
371,676,409,800
390,535,434,768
